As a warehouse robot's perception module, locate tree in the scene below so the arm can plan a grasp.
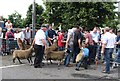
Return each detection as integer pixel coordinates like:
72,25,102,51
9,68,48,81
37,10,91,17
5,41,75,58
8,11,23,28
43,2,118,30
25,3,44,28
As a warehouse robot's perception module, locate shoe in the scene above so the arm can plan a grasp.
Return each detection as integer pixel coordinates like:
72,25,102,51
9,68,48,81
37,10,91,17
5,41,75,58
66,64,73,67
34,66,42,68
75,68,79,71
102,70,110,74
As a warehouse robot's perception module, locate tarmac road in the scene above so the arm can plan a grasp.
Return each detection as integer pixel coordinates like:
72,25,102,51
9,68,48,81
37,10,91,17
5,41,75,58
0,55,119,80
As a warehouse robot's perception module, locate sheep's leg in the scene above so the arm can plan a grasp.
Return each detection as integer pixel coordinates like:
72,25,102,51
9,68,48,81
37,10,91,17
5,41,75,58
30,57,33,63
29,57,33,66
27,58,30,63
13,58,16,63
58,60,61,67
46,60,49,65
17,57,23,64
50,59,53,64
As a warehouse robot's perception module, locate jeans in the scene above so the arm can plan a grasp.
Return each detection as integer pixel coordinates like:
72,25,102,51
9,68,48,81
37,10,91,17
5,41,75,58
114,48,120,63
76,55,88,69
64,48,72,66
104,48,113,73
96,45,102,60
58,46,64,51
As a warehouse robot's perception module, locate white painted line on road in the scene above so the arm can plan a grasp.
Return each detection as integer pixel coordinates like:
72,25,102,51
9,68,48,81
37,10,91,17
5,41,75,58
0,64,25,69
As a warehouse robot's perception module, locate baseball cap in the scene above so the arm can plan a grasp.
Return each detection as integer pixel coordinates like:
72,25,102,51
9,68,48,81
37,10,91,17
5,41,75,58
41,25,47,29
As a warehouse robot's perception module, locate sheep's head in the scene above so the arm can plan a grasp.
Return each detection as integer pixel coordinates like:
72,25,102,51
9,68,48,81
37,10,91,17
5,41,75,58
44,47,51,55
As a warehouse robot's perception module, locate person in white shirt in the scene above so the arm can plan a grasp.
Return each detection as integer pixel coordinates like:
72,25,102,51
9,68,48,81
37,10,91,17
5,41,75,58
18,29,25,42
5,20,12,29
101,27,116,74
14,29,19,40
24,27,31,45
32,25,47,68
17,29,26,50
109,29,117,61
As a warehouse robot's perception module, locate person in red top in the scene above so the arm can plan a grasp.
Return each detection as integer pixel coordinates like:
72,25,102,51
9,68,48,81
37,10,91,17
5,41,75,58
58,30,66,51
5,28,14,40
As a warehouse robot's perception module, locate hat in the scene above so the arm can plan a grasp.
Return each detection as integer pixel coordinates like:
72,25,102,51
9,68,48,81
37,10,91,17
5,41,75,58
41,25,47,29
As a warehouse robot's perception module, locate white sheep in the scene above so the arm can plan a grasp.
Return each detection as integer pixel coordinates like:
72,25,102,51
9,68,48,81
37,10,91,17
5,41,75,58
13,46,33,65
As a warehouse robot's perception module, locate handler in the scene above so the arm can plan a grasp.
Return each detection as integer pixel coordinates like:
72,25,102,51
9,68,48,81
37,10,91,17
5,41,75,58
32,25,47,68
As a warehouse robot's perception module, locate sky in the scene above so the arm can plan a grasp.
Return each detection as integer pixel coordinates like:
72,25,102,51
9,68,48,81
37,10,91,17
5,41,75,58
0,0,45,18
0,0,120,19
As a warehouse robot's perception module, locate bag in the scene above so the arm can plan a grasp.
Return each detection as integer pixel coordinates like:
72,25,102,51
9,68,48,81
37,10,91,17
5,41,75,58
76,50,83,63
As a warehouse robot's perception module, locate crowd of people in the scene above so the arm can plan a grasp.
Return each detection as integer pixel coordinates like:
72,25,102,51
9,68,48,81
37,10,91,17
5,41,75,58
31,24,120,74
0,20,32,53
0,20,120,74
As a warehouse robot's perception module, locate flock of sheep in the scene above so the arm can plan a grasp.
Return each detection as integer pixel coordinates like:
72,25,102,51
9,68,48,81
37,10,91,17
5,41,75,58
13,40,66,66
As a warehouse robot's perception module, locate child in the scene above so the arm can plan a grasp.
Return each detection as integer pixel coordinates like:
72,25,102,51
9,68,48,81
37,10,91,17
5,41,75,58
75,43,89,71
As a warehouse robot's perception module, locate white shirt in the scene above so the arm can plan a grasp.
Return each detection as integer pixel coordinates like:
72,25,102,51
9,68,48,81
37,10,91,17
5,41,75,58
35,29,46,46
102,32,116,48
18,31,25,42
14,33,19,40
90,31,100,43
5,22,12,29
25,30,31,39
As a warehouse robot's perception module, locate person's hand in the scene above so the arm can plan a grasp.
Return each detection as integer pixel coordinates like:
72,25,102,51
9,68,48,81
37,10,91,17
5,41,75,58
101,51,104,55
79,45,82,49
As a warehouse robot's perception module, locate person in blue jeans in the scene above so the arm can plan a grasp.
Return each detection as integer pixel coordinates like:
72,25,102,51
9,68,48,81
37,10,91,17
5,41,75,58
64,47,73,67
75,44,89,71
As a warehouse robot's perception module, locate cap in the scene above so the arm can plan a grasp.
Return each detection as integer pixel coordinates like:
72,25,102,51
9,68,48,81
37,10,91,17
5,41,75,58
41,25,47,29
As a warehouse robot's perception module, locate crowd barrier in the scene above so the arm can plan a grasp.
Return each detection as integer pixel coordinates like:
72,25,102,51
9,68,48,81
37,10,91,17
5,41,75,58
1,38,17,55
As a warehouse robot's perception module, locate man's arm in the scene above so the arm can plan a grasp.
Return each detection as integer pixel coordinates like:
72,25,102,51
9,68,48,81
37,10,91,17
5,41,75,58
101,43,106,54
78,39,82,48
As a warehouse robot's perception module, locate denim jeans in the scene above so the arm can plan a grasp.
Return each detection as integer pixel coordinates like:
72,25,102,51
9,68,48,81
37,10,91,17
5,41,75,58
76,55,88,69
96,45,102,60
64,48,72,66
58,46,64,51
104,48,113,73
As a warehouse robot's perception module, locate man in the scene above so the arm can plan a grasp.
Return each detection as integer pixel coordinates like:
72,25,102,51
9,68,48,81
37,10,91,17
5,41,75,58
32,25,47,68
64,27,76,66
24,27,31,45
17,29,26,50
57,30,66,51
84,29,94,65
5,20,14,33
72,26,82,63
90,27,100,63
47,25,57,46
101,27,116,74
109,29,117,62
5,20,12,29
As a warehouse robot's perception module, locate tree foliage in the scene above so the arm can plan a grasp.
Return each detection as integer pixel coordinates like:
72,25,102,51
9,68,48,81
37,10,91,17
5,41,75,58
43,2,118,30
8,11,23,28
25,3,44,28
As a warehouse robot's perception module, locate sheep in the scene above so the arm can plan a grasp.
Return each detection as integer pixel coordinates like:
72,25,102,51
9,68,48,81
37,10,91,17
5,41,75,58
49,39,58,51
13,46,33,65
17,38,31,50
17,38,23,50
44,47,66,66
